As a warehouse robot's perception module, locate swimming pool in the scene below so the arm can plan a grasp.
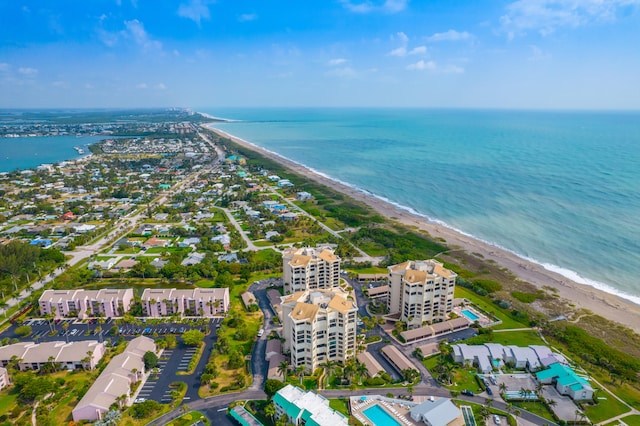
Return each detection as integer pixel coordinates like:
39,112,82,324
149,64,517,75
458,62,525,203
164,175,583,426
461,309,480,321
363,404,402,426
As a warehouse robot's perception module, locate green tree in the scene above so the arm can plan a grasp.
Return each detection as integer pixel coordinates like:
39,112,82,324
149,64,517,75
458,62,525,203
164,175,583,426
182,329,204,346
264,379,287,398
15,325,32,337
143,351,159,370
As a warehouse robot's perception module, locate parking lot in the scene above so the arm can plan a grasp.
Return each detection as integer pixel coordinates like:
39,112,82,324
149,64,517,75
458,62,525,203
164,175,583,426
6,317,218,343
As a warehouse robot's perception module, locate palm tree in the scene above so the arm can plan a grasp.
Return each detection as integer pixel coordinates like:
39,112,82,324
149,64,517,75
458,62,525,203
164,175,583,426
499,382,507,394
484,398,493,409
264,402,276,422
295,366,306,385
319,360,337,388
277,361,290,381
355,362,368,385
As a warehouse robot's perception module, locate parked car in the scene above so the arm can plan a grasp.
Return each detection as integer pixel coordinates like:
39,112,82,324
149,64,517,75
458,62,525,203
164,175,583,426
494,415,501,425
461,390,475,396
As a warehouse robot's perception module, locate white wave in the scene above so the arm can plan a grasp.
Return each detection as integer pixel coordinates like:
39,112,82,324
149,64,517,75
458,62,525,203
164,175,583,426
209,125,640,307
198,112,240,123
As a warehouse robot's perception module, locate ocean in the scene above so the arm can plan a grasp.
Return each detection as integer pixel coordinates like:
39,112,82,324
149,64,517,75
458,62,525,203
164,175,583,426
0,135,106,172
202,108,640,304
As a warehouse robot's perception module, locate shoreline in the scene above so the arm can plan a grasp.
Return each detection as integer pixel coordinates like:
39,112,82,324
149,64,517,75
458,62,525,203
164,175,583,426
205,123,640,334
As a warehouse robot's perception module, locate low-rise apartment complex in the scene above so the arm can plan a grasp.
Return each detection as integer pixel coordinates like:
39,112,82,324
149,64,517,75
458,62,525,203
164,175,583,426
39,289,134,319
281,288,357,372
274,385,349,426
283,246,341,294
0,340,105,371
387,260,456,329
141,288,229,317
72,336,156,422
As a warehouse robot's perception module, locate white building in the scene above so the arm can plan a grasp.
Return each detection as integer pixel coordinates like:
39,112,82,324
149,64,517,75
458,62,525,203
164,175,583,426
141,288,229,317
282,246,341,295
72,336,156,422
0,340,105,371
281,288,357,372
39,289,134,319
273,385,348,426
387,260,456,329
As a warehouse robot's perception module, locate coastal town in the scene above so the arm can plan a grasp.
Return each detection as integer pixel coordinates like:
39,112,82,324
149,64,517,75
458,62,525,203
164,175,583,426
0,109,638,426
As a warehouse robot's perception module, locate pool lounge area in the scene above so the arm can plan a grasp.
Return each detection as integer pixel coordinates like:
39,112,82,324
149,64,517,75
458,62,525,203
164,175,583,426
452,304,495,327
350,395,417,426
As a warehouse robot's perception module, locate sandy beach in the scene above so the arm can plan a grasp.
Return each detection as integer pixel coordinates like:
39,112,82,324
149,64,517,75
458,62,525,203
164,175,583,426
206,124,640,334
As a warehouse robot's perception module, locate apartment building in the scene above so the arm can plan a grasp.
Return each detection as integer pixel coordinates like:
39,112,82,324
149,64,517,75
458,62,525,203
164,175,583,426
274,385,349,426
39,289,134,319
72,336,155,422
283,246,341,295
140,288,229,317
387,260,456,329
281,288,357,372
0,340,105,371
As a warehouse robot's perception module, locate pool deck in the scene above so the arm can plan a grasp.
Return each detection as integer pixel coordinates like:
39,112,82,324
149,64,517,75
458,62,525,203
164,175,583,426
350,395,419,426
452,305,493,326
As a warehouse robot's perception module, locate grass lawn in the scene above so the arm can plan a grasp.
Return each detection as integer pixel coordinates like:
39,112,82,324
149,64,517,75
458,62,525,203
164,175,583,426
329,398,350,417
0,392,18,418
455,287,529,330
464,330,545,347
345,266,388,275
610,382,640,411
145,246,191,254
424,356,484,393
511,401,555,422
253,240,274,247
584,394,631,424
165,410,210,426
616,415,640,426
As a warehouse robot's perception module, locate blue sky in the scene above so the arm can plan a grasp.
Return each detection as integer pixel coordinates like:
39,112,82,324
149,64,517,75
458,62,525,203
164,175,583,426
1,0,639,109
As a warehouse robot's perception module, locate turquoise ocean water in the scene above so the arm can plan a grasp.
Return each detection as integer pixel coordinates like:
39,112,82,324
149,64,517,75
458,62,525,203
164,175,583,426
0,135,106,172
203,108,640,304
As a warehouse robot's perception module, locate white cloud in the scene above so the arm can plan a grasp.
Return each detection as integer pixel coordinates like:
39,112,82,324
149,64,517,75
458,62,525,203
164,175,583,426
389,47,407,57
528,45,551,61
0,63,9,72
178,0,213,25
326,67,358,78
328,58,348,66
409,45,427,55
18,67,38,76
406,60,435,71
340,0,408,14
389,32,426,56
136,83,148,89
238,13,258,22
406,60,464,73
52,81,68,88
124,19,162,51
427,29,473,42
84,83,94,89
155,83,167,90
500,0,640,38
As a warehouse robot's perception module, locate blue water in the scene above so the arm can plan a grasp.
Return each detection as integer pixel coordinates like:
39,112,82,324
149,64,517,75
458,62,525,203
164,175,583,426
202,108,640,304
363,404,402,426
462,309,480,321
0,135,107,172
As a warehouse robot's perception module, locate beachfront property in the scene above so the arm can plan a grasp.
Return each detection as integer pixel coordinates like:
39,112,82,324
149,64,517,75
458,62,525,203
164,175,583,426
536,362,594,401
350,395,463,426
0,340,105,371
400,317,470,344
140,288,229,317
281,288,357,372
451,343,567,373
282,246,341,295
273,385,348,426
39,288,134,319
386,260,456,329
72,336,156,422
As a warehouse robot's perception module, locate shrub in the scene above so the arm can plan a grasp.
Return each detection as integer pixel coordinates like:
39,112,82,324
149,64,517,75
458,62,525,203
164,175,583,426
364,377,385,386
473,279,502,293
511,291,543,303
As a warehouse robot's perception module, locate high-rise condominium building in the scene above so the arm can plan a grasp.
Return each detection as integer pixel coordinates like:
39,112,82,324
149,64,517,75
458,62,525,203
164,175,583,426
387,260,456,329
281,288,357,372
282,246,341,295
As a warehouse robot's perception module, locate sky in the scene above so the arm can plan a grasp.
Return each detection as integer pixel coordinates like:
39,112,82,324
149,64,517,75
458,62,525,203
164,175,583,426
1,0,640,109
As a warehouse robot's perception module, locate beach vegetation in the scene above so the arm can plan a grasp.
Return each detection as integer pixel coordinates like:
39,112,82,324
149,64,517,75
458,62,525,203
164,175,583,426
511,291,545,303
